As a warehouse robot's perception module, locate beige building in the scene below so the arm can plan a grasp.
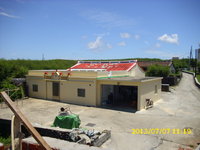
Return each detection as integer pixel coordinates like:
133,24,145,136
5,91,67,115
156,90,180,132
26,60,162,111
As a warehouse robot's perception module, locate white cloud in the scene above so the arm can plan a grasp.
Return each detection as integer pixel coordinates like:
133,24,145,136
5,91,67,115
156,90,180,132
87,36,112,51
0,11,20,19
158,34,179,44
118,41,126,46
134,34,140,40
120,33,131,39
88,36,103,50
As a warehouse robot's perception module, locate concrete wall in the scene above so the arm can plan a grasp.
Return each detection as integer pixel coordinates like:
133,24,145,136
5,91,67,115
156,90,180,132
60,79,96,106
28,70,98,78
26,73,161,111
27,76,97,106
130,64,145,78
46,81,52,100
138,79,161,110
96,79,161,111
26,76,46,99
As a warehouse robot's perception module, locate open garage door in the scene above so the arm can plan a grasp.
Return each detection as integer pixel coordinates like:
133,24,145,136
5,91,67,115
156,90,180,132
101,84,138,111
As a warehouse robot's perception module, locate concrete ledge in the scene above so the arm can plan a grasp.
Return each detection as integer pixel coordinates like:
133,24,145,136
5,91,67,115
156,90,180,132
21,124,111,147
182,70,195,75
182,71,200,88
194,77,200,88
22,136,109,150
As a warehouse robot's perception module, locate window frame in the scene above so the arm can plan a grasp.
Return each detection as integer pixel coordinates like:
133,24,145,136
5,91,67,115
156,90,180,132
77,88,85,97
32,84,38,92
52,82,60,97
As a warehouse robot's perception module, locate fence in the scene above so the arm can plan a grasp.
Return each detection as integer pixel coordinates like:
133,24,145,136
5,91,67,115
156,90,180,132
0,87,25,109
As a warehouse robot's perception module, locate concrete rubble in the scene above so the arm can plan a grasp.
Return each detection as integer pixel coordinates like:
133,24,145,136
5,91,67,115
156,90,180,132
69,128,111,146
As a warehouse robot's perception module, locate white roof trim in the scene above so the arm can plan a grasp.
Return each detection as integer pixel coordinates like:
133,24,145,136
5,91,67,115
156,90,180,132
71,69,106,72
127,63,136,71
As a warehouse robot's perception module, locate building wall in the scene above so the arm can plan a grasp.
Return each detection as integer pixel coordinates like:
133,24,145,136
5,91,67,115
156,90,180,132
28,70,98,78
26,76,46,99
138,79,161,110
26,73,161,111
59,79,96,106
46,81,52,100
27,76,97,106
130,64,145,78
96,78,161,111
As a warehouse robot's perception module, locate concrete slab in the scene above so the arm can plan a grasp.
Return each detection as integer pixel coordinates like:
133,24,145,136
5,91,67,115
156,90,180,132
22,136,110,150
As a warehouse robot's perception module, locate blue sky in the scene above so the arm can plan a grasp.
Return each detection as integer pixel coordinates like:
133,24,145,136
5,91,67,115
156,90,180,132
0,0,200,60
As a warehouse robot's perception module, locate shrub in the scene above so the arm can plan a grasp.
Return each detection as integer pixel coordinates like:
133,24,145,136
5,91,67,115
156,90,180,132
146,64,170,77
0,136,11,146
197,62,200,73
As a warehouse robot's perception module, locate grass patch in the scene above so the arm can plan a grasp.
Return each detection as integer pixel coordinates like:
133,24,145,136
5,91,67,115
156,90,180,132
196,74,200,82
0,136,11,146
187,70,195,73
169,72,182,77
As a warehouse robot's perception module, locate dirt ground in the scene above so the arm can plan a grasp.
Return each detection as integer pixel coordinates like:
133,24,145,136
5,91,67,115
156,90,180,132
0,72,200,150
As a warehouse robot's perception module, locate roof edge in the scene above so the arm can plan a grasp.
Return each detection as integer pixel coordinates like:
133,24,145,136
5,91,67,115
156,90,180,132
77,60,137,64
127,63,137,71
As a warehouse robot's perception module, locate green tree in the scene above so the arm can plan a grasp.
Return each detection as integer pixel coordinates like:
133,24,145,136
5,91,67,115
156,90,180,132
172,59,189,72
146,64,170,77
197,62,200,73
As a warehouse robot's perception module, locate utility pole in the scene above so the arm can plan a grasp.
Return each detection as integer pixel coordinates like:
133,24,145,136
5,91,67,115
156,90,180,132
189,46,192,70
194,47,199,77
42,54,44,60
195,50,196,77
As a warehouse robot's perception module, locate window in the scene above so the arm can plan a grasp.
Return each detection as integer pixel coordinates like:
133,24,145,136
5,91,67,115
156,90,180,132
53,82,60,96
32,84,38,92
77,88,85,97
155,85,158,94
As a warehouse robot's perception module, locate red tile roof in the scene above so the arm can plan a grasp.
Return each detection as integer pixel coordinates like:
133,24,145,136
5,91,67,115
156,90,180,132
69,60,137,71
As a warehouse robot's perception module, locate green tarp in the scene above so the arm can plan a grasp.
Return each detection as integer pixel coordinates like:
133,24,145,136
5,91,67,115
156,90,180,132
52,114,81,129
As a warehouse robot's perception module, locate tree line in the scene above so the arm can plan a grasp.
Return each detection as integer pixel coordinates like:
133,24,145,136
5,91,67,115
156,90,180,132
0,59,76,88
0,59,76,100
